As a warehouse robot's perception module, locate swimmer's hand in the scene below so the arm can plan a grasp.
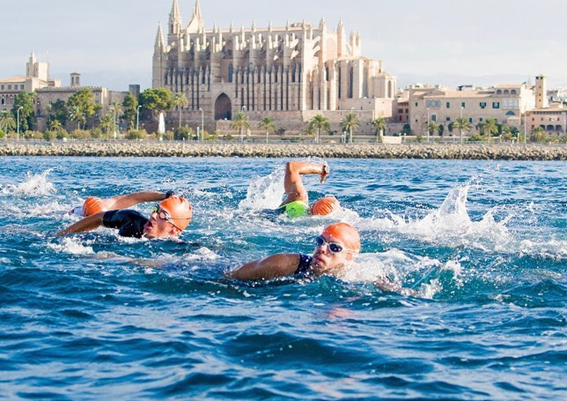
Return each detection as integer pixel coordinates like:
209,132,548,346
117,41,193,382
320,163,330,183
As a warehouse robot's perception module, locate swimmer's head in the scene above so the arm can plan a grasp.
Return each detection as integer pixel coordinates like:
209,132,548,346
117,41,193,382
321,222,361,253
158,195,193,231
82,196,105,217
144,195,193,239
311,196,340,216
311,222,360,276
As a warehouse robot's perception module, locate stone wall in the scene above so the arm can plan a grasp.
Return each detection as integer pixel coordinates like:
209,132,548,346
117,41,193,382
3,142,567,160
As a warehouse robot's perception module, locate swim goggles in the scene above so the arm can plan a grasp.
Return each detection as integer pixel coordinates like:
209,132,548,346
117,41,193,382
315,235,356,254
152,205,182,230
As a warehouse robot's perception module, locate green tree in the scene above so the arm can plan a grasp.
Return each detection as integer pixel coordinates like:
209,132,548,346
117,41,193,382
530,126,547,143
259,116,276,143
12,91,37,132
0,109,16,133
121,93,138,130
340,112,360,143
69,105,86,130
427,121,440,136
371,117,386,138
139,87,174,120
452,117,472,143
172,93,189,128
67,88,100,129
480,118,498,142
99,114,115,139
48,99,68,127
230,111,250,142
309,114,330,143
49,119,63,132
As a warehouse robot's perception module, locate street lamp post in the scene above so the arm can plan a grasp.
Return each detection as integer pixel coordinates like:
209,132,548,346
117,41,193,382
16,106,23,141
113,107,117,140
427,107,430,143
199,108,204,141
460,106,464,144
524,110,528,144
136,105,142,131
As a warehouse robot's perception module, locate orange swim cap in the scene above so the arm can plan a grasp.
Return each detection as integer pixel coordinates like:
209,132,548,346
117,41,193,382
159,195,193,231
311,196,340,216
82,196,105,216
321,222,361,253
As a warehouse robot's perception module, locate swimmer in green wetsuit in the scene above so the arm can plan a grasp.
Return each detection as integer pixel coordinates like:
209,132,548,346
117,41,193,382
277,161,341,217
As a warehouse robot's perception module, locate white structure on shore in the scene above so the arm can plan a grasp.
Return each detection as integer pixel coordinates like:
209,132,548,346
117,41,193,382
152,0,397,132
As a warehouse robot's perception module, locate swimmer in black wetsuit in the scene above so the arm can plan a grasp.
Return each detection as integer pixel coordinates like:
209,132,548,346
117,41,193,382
227,222,361,280
57,195,193,239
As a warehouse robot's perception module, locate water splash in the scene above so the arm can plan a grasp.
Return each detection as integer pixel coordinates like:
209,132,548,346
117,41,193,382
238,166,286,211
3,170,56,196
364,184,514,252
48,238,95,255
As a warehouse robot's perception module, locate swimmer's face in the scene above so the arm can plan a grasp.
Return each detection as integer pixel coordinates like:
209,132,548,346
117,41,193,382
143,209,180,239
311,233,356,276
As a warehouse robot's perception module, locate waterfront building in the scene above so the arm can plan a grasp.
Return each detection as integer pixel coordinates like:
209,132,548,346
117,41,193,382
0,54,131,132
407,83,535,137
0,53,61,111
525,75,567,135
152,0,397,133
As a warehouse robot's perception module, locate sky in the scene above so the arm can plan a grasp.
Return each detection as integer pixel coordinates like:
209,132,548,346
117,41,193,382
2,0,567,91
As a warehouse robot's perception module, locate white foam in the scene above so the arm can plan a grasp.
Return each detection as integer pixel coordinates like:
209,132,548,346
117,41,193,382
49,238,95,255
238,166,286,211
3,170,56,196
362,184,514,253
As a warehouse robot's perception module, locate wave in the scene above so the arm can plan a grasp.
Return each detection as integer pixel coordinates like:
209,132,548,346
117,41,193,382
2,169,56,196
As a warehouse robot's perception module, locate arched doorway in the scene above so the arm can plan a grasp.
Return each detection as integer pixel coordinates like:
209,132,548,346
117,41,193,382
214,93,232,120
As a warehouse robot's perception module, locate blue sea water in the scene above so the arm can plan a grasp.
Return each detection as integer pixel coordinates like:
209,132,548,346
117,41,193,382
0,156,566,400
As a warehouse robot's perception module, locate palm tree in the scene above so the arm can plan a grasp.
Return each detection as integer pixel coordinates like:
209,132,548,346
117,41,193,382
0,110,16,134
309,114,330,143
258,116,276,143
452,117,472,143
68,105,86,130
530,126,546,143
49,119,63,132
99,114,114,139
230,111,250,143
173,93,189,128
480,118,498,142
340,112,360,143
371,117,386,140
427,121,440,137
500,124,514,142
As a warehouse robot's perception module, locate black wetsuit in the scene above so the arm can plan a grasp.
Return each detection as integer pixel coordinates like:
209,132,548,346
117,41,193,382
102,210,148,238
295,254,312,275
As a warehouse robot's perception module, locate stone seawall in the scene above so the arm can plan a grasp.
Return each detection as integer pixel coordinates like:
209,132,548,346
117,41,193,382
2,142,567,160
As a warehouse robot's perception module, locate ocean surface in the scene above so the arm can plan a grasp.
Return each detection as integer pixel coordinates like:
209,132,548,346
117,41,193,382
0,156,566,400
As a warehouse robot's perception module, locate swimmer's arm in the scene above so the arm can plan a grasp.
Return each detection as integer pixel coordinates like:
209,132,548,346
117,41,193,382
283,161,329,204
227,253,301,280
106,191,170,210
56,212,105,236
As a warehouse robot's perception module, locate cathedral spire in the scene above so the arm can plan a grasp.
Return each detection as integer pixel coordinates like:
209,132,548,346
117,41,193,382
168,0,182,43
155,23,165,52
187,0,205,33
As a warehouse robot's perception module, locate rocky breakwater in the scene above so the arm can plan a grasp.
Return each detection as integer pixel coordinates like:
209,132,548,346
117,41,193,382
2,142,567,160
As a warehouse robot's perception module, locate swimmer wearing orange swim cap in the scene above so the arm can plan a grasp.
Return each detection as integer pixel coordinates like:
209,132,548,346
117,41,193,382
311,196,341,216
228,222,360,280
277,161,341,217
58,191,193,239
82,196,105,216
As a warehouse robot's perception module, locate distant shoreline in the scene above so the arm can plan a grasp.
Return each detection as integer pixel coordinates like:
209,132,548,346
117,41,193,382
2,142,567,160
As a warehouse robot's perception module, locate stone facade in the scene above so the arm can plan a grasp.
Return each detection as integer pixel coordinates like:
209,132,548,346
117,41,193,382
406,84,536,137
152,0,397,133
0,53,61,112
